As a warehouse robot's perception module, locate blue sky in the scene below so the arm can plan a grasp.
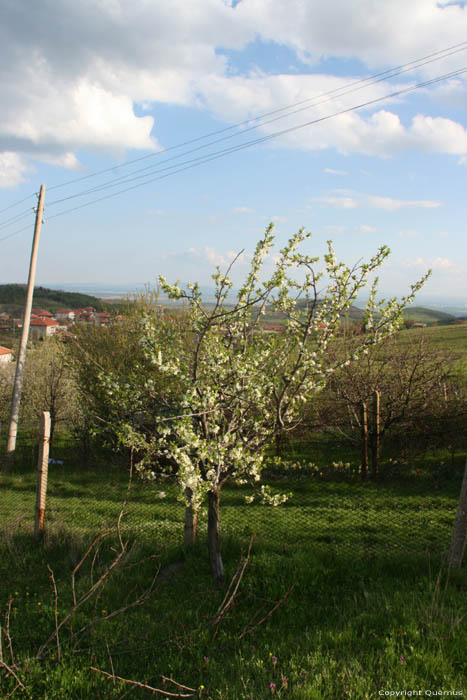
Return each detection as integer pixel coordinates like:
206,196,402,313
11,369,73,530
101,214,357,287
0,0,466,304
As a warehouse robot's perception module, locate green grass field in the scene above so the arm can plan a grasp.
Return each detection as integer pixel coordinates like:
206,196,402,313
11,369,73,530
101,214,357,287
1,452,466,699
1,319,467,698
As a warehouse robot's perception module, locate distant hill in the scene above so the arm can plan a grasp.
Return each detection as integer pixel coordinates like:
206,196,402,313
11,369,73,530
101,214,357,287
0,284,107,315
402,306,455,324
293,299,455,325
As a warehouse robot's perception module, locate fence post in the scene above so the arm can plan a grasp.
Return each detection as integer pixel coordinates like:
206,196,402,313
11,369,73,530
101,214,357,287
360,401,368,481
447,458,467,568
34,411,50,539
372,390,381,479
184,488,198,546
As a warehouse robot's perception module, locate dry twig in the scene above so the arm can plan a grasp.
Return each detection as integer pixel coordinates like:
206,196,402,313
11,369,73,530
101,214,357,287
238,584,295,639
90,666,197,697
212,534,255,637
47,563,61,661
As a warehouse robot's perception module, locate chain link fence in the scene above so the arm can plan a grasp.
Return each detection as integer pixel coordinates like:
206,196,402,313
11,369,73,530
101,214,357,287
1,444,463,563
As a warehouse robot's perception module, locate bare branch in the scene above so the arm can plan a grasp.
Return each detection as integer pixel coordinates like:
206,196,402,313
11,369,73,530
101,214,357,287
90,666,197,697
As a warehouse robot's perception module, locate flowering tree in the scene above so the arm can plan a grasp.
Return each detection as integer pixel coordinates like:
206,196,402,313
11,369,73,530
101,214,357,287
99,225,428,585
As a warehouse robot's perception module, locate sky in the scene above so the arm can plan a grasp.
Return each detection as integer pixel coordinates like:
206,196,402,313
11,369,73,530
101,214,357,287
0,0,466,306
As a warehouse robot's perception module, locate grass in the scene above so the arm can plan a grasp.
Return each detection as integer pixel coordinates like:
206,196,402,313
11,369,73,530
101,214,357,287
1,452,466,699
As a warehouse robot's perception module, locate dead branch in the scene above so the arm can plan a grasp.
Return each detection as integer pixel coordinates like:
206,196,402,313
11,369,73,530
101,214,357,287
4,598,16,670
238,584,295,639
90,666,197,697
211,534,255,637
36,535,129,660
74,566,159,641
105,641,116,686
47,564,61,662
71,532,108,607
0,659,26,695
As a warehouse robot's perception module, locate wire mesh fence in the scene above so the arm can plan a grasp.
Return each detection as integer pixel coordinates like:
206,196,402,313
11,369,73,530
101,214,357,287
1,449,463,563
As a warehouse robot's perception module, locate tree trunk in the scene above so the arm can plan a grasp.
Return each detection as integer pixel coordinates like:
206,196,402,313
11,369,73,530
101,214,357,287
360,401,368,481
184,488,198,546
447,458,467,568
208,488,224,587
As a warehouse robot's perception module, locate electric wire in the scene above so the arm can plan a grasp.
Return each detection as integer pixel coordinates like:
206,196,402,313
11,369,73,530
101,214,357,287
0,208,36,232
1,40,466,223
42,64,467,225
0,192,36,216
44,41,467,192
0,222,35,244
44,50,467,209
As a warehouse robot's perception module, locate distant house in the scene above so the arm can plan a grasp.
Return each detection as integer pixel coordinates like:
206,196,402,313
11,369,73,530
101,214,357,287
55,309,76,322
0,346,13,363
93,312,111,326
32,309,53,318
30,318,59,339
75,309,95,322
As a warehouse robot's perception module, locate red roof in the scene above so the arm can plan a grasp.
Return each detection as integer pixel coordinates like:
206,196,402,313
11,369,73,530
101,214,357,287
30,318,59,327
55,309,74,314
0,346,12,355
32,309,53,317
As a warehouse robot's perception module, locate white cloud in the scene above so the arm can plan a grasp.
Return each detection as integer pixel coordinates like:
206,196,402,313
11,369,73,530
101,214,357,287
404,255,457,270
232,206,255,213
1,0,466,183
324,168,348,175
0,152,31,189
397,230,419,238
312,190,442,210
357,224,377,233
432,256,457,269
237,0,467,73
323,225,347,234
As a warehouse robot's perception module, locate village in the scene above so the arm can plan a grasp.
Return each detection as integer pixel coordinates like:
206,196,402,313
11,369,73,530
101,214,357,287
0,306,114,362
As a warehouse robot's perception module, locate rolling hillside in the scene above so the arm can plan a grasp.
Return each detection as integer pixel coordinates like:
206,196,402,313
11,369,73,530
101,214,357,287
0,284,107,315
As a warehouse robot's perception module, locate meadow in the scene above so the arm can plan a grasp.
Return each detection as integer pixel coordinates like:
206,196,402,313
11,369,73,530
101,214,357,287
1,443,466,699
1,321,467,698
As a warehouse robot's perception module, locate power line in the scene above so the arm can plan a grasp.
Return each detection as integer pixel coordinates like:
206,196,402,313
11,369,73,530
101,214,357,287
0,192,36,216
1,40,466,220
0,222,35,244
44,47,467,210
42,64,467,226
0,208,36,232
45,40,467,198
1,45,466,240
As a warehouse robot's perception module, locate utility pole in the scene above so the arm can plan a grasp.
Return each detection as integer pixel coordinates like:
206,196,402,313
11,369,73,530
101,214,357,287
5,185,46,468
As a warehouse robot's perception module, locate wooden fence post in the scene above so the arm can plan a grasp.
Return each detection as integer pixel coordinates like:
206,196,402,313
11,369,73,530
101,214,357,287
447,458,467,568
372,390,381,479
184,488,198,546
360,401,368,481
34,412,50,539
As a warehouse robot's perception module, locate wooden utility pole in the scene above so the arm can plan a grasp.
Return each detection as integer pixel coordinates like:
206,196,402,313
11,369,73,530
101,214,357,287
5,185,46,468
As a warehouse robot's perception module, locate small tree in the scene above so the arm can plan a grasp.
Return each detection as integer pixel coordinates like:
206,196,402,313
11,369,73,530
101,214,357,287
21,338,81,446
99,225,428,585
68,291,185,458
318,333,456,477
